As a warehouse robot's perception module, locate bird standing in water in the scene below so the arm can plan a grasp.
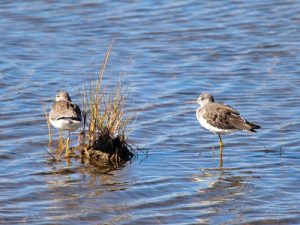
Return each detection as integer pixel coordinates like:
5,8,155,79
195,93,260,165
49,91,82,157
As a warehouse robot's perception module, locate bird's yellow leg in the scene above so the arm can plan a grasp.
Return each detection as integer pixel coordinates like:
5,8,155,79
218,134,223,167
218,134,223,149
65,132,70,158
219,152,223,167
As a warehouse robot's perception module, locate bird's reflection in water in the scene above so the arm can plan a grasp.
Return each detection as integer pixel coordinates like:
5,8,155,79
193,167,244,196
192,167,248,223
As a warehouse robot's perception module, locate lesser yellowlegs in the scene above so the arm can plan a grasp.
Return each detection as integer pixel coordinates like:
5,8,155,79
49,91,82,157
196,93,260,165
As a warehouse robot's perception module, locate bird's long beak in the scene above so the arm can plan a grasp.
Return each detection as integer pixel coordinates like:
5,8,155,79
185,100,197,104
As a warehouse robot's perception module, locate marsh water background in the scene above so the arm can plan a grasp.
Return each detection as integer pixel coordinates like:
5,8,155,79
1,1,300,224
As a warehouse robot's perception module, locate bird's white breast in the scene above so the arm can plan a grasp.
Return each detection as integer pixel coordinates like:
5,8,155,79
49,118,81,131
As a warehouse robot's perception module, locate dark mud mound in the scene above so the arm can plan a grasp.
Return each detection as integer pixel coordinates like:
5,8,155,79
81,128,134,165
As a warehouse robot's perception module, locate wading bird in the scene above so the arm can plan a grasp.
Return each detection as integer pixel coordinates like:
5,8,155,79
195,93,260,166
49,91,81,157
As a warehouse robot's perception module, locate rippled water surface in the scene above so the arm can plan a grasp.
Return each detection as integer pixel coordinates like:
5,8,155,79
1,1,300,224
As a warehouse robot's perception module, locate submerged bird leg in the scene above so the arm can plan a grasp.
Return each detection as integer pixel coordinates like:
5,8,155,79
218,134,223,167
219,152,223,167
65,131,70,157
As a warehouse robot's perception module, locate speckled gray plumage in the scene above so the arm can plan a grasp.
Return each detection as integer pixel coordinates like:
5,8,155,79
49,100,81,122
196,95,260,132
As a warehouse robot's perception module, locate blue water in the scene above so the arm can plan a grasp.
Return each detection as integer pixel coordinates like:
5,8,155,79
1,1,300,224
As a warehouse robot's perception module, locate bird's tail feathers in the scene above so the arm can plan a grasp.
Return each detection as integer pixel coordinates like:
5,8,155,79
247,121,261,132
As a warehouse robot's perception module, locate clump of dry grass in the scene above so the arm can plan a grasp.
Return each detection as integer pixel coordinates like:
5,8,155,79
45,41,134,165
79,41,134,166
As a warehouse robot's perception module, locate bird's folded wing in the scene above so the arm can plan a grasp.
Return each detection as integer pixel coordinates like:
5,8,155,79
50,101,81,121
203,103,250,130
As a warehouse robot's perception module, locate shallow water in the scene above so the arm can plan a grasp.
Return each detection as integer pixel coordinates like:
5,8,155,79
1,1,300,224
